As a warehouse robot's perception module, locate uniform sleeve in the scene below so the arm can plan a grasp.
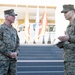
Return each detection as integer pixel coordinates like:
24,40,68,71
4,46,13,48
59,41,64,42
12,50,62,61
68,35,75,43
68,26,75,43
15,31,20,55
0,27,11,57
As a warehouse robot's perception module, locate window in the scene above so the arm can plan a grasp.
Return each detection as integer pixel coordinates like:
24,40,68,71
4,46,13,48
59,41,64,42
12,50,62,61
46,25,55,32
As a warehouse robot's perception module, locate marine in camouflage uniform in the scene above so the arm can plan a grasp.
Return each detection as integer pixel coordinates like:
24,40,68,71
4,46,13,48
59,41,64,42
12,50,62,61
64,19,75,75
58,4,75,75
0,9,20,75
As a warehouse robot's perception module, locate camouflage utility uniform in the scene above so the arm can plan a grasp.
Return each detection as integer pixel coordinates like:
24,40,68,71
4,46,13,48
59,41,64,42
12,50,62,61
63,19,75,75
0,23,20,75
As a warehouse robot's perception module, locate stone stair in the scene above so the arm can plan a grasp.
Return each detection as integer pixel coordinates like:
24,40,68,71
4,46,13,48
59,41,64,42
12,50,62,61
17,45,64,75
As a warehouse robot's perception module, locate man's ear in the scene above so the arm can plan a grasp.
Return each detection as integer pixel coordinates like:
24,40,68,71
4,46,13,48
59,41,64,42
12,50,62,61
72,10,74,14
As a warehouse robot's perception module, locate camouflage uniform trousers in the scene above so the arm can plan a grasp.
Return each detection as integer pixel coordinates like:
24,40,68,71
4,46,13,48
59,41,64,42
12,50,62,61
0,60,17,75
64,61,75,75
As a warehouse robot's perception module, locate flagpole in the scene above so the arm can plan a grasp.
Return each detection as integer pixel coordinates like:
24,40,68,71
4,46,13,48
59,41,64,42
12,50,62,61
42,6,47,44
16,4,18,30
24,5,30,43
34,6,39,44
33,24,36,44
13,3,18,31
42,6,46,44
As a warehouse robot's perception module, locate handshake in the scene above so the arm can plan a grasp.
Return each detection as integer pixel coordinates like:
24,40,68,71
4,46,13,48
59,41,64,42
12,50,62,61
56,41,64,48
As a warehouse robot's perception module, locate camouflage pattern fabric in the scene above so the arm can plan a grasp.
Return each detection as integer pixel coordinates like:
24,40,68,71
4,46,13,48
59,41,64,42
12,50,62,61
64,61,75,75
63,19,75,75
63,19,75,61
0,60,17,75
0,23,20,75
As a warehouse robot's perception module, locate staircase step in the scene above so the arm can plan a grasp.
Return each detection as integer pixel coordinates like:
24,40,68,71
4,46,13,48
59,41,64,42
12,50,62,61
17,71,64,75
18,57,63,60
17,61,64,66
17,66,64,71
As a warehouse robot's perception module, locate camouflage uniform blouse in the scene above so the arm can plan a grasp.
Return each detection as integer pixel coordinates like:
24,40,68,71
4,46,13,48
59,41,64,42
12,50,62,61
63,19,75,61
0,23,20,60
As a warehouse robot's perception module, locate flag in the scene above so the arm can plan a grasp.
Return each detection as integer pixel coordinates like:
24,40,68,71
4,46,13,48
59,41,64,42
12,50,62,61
34,6,39,43
38,7,48,39
24,6,30,43
13,4,18,31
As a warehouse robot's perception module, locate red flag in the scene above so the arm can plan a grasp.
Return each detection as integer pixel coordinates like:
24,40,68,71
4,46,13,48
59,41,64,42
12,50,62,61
38,8,48,39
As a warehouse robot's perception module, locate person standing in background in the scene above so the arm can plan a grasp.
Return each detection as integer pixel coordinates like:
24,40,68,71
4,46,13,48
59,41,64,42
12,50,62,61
58,4,75,75
0,9,20,75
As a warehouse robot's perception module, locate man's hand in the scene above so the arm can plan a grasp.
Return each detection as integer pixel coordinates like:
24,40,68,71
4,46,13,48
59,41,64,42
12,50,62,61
58,35,69,41
10,52,17,58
